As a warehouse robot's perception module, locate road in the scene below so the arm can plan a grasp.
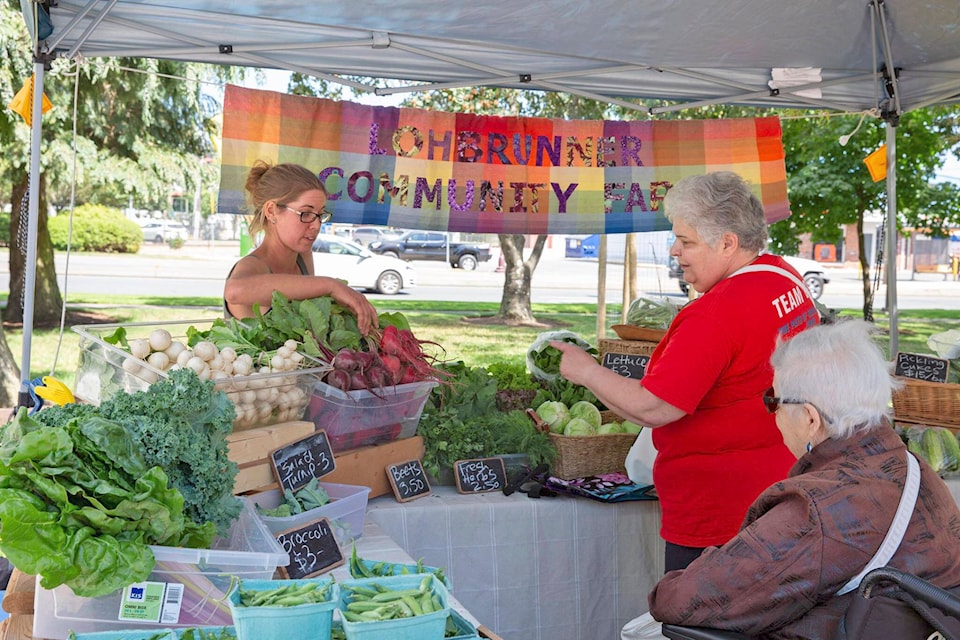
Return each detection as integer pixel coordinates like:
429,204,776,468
2,242,960,310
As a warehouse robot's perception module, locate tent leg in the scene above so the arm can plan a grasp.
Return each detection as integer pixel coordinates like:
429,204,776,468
884,123,898,355
19,61,45,395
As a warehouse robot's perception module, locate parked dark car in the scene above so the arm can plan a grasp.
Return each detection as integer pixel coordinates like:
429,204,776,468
368,231,493,270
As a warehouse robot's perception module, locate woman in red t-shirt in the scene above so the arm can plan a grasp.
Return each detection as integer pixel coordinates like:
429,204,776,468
554,171,818,572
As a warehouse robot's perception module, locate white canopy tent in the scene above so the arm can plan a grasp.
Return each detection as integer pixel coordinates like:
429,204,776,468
16,0,960,393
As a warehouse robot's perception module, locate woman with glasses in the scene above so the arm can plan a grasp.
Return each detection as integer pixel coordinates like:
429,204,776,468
224,160,378,333
632,319,960,639
553,172,819,572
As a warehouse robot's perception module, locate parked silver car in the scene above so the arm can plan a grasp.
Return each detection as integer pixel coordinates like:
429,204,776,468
350,226,401,247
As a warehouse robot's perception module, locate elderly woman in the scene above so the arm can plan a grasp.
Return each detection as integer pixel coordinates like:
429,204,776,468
637,320,960,639
554,171,819,571
224,160,378,333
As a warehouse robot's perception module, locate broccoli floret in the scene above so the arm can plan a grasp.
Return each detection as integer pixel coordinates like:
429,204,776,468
35,368,241,534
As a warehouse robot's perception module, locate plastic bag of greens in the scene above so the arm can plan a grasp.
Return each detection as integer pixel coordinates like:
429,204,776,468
526,330,596,382
927,329,960,360
625,295,681,329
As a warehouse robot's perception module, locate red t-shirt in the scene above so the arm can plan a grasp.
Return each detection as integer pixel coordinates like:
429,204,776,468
641,254,819,548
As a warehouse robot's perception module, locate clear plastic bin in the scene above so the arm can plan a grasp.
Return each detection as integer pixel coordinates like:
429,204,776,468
249,482,371,545
34,500,288,640
72,319,326,432
306,380,437,453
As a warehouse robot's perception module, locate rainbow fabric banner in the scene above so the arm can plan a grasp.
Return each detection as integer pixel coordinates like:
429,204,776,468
219,85,789,234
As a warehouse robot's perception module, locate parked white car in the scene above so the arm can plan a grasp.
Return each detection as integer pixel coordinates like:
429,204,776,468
669,254,830,299
140,220,189,244
311,234,416,295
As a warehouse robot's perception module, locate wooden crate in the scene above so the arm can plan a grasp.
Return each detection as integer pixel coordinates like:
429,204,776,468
227,420,315,494
322,435,426,498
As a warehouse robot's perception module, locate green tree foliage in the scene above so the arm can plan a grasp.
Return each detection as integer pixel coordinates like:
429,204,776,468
776,108,960,317
47,203,142,252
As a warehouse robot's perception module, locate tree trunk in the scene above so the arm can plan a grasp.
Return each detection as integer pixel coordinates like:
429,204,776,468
0,321,21,407
494,234,548,324
5,173,63,325
857,210,875,321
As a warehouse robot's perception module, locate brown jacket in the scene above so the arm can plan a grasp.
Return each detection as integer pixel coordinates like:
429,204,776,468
648,426,960,639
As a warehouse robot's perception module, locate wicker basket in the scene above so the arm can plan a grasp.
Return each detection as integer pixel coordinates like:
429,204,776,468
529,409,639,480
598,339,659,357
892,376,960,429
547,431,637,479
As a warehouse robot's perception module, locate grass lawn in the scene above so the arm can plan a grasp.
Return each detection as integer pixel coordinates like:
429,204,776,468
5,294,959,388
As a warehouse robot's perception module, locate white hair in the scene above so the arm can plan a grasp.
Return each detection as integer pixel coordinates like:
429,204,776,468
770,319,902,439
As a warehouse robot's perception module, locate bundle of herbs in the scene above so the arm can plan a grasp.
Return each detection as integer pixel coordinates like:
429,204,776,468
417,361,555,478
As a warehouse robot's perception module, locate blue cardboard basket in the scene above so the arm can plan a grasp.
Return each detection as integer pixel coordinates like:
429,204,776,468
338,574,450,640
353,558,452,592
228,578,339,640
71,627,236,639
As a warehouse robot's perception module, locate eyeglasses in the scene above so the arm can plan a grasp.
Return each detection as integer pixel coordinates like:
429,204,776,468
762,386,833,424
280,205,331,224
762,387,809,414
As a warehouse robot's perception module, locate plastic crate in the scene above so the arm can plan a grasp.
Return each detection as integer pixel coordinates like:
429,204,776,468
72,319,326,432
338,574,450,640
228,578,339,640
306,380,437,453
34,500,289,640
250,482,371,544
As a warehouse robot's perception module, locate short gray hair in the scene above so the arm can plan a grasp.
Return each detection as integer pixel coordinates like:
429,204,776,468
663,171,768,252
770,319,901,439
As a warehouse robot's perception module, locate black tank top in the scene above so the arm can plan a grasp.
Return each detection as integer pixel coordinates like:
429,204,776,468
223,253,309,319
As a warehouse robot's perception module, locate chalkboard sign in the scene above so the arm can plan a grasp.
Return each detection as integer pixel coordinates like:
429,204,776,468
454,457,507,494
895,351,949,383
386,459,431,502
602,352,650,379
275,516,345,579
270,430,336,493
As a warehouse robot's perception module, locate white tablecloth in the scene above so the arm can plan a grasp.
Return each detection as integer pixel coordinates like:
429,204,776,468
366,486,664,640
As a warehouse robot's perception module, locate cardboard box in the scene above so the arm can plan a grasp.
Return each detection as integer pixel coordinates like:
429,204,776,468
226,420,315,494
324,436,425,498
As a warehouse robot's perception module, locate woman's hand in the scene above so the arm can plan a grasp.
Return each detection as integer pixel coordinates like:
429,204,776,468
550,340,600,387
329,281,379,335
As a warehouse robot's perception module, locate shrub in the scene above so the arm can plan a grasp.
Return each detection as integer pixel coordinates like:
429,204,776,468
48,204,142,253
167,235,185,250
0,210,9,247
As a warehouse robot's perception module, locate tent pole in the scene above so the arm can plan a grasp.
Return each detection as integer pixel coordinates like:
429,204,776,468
884,122,898,355
19,61,44,398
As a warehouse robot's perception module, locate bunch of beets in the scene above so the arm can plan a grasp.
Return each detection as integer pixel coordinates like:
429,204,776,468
323,325,447,392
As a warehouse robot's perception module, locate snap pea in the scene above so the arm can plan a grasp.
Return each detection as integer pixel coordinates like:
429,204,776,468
341,577,442,622
238,579,334,607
